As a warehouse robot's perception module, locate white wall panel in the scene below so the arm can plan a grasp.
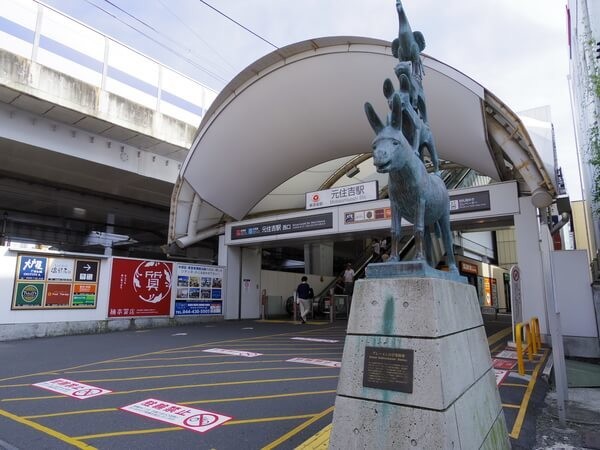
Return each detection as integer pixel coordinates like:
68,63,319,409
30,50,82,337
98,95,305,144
160,102,202,127
3,0,37,27
0,31,33,59
40,8,105,62
36,49,103,86
161,67,206,105
0,0,37,58
107,40,158,91
160,67,210,125
552,250,598,338
105,78,157,109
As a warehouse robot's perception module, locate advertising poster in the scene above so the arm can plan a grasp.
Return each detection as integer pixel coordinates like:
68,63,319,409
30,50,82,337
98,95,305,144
45,283,71,306
14,282,45,307
109,258,173,317
175,264,224,316
12,255,100,310
344,207,391,224
73,284,97,306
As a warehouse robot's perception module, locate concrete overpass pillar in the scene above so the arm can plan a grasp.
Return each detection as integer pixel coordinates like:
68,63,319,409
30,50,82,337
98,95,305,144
304,241,333,276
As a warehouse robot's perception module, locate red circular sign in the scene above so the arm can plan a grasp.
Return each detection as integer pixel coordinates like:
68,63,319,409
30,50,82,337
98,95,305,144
312,194,320,202
73,388,102,397
183,413,218,427
511,267,520,282
133,261,172,304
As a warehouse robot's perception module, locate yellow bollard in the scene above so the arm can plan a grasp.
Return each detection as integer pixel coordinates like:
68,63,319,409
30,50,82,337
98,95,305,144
515,322,525,375
530,316,541,354
515,322,533,375
524,322,533,361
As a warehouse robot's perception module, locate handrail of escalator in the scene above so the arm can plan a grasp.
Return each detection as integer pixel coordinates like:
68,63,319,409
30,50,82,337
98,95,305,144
314,242,375,299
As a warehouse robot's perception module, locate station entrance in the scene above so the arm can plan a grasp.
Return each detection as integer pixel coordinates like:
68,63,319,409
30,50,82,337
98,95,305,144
219,181,532,323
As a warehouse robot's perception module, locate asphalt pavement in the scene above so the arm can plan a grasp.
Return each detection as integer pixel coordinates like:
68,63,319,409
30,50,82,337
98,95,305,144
0,318,544,449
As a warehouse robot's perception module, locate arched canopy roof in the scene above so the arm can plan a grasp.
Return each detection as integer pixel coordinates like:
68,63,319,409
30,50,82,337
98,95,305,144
170,36,556,248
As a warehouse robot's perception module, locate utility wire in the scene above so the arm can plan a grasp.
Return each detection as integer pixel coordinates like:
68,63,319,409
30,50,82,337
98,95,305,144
197,0,279,50
155,0,238,74
82,0,229,85
100,0,235,77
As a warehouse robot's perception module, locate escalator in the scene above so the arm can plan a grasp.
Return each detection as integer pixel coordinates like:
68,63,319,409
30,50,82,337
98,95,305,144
286,167,489,319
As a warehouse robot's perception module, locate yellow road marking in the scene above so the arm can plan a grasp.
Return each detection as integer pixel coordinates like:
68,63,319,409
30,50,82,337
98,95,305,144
509,349,548,439
81,365,334,383
0,327,341,382
487,327,512,347
0,359,299,387
24,390,337,419
60,353,342,374
490,342,505,354
502,383,528,388
261,406,334,450
0,408,96,449
25,407,116,419
2,375,339,402
73,414,317,439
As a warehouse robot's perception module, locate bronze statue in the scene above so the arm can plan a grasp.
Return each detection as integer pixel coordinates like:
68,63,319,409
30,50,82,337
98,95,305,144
365,0,457,274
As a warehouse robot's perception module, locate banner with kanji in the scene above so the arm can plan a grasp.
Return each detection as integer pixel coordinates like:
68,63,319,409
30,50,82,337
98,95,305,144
108,258,173,317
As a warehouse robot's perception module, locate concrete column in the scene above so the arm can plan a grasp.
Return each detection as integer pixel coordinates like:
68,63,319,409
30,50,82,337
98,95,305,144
104,213,114,257
514,197,548,334
223,245,241,320
303,242,334,276
240,248,261,319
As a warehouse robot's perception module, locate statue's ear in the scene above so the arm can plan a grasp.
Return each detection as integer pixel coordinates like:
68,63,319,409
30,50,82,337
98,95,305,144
383,79,394,100
391,93,402,130
413,31,426,52
364,102,384,134
391,38,399,58
399,73,410,93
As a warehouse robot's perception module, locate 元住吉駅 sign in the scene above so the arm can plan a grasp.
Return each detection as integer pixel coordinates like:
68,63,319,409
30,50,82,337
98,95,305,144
230,213,333,240
306,181,378,210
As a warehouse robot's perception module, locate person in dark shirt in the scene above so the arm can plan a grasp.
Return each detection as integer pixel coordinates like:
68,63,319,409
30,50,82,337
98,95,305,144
296,276,312,324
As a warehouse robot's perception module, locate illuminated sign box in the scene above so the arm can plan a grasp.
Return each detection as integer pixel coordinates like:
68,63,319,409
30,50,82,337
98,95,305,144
306,181,378,210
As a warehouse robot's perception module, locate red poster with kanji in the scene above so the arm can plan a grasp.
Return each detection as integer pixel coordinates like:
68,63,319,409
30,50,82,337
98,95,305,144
109,258,173,317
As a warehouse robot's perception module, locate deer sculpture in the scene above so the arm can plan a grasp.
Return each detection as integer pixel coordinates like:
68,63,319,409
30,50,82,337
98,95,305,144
365,92,457,273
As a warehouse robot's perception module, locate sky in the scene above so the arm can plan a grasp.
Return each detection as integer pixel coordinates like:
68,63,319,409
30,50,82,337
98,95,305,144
40,0,580,199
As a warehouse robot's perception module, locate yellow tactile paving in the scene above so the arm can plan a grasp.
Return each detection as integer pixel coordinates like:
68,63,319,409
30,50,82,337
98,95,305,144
296,424,331,449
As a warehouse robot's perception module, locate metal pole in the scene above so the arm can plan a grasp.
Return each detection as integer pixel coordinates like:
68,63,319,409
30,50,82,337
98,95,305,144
539,211,568,426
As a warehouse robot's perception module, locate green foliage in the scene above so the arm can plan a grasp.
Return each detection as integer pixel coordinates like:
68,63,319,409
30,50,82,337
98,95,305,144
584,33,600,211
589,123,600,212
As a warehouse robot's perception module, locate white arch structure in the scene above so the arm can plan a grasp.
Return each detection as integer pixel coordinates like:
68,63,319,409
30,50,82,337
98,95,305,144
169,37,556,248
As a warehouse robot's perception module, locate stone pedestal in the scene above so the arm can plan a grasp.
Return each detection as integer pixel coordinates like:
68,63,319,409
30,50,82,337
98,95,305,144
329,276,510,449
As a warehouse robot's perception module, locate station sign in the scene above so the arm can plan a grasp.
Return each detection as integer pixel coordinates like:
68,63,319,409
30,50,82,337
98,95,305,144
306,181,378,210
449,191,491,214
230,212,333,240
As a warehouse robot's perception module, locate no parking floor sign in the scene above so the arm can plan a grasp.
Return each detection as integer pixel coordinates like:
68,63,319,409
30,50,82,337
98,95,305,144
32,378,111,399
120,398,232,433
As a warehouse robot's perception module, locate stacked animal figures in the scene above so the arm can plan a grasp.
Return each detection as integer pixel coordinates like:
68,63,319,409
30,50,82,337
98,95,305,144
365,0,457,274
